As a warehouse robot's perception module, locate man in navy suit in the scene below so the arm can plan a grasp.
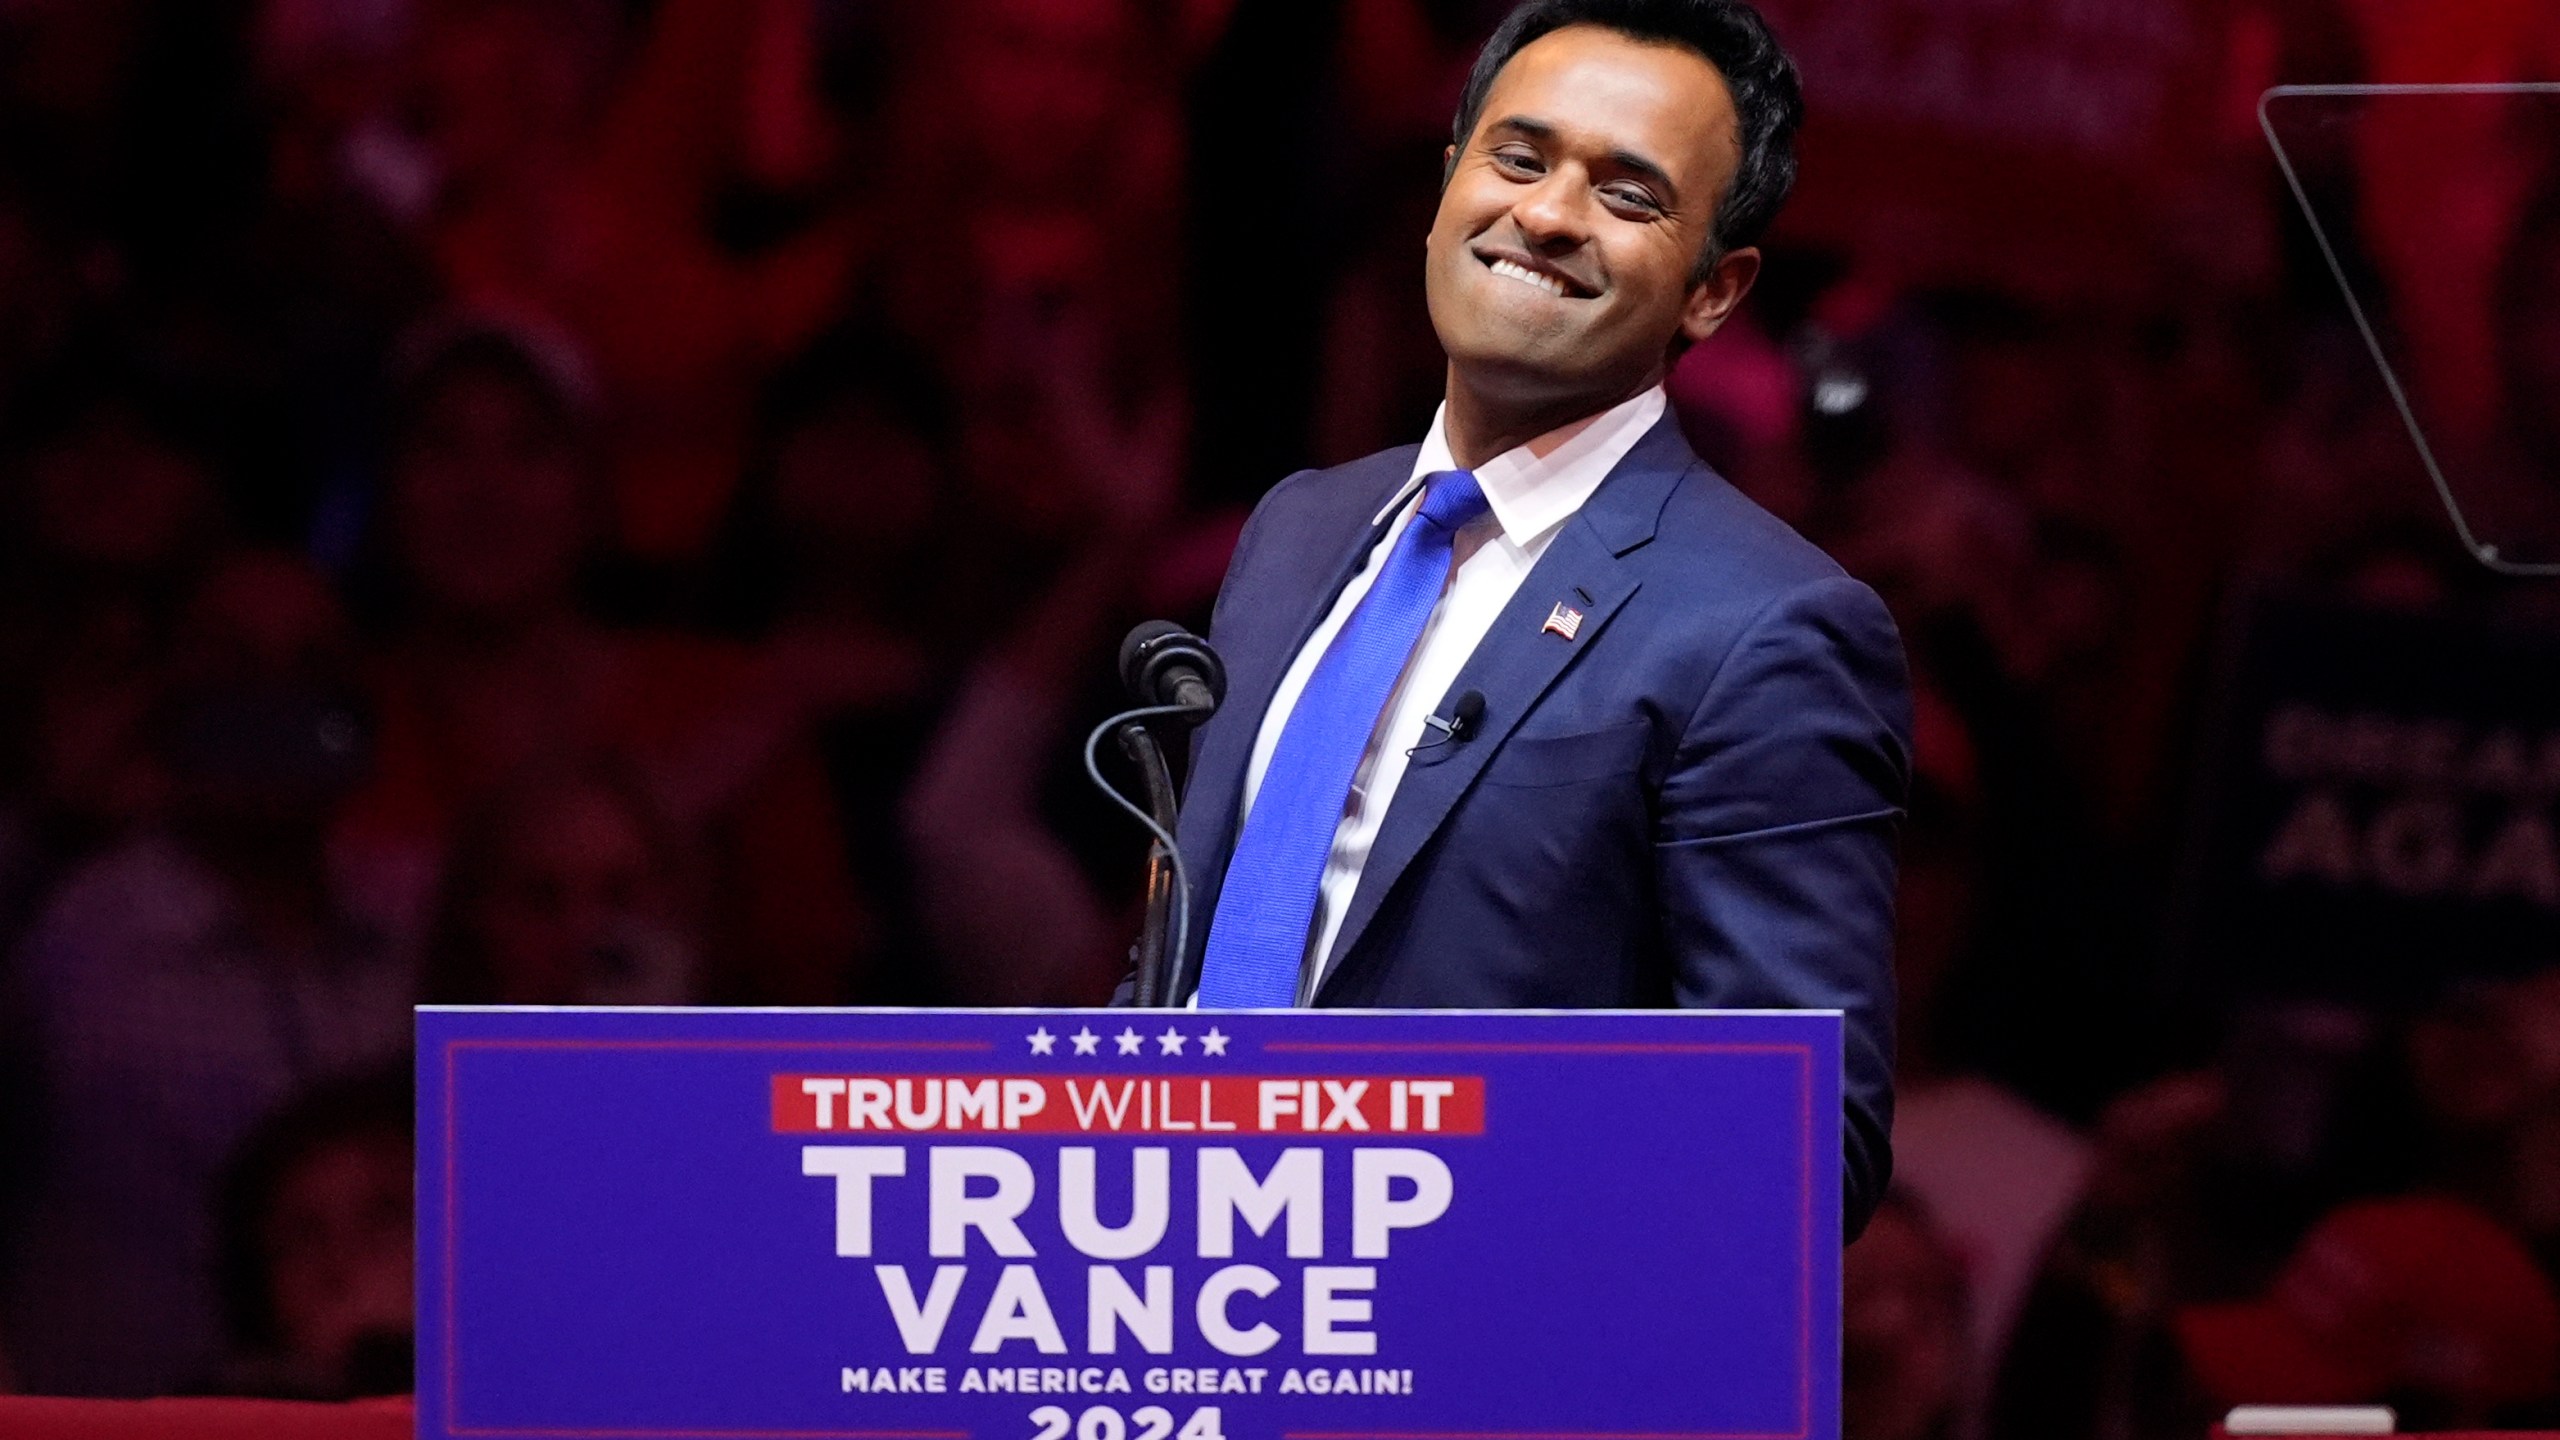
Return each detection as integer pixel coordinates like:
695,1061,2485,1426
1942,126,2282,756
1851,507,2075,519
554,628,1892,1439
1158,0,1909,1235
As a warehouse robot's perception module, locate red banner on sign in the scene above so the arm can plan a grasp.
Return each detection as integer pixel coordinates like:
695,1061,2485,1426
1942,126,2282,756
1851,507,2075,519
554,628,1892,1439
770,1075,1486,1137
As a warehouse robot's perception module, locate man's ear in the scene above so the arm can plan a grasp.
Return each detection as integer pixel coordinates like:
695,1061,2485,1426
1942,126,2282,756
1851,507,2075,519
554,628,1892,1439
1440,143,1458,189
1679,245,1761,347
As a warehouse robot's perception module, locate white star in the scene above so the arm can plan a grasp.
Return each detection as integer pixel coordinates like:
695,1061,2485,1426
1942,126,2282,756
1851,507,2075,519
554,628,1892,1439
1071,1027,1100,1056
1157,1028,1187,1056
1200,1027,1230,1057
1115,1027,1144,1056
1027,1027,1056,1056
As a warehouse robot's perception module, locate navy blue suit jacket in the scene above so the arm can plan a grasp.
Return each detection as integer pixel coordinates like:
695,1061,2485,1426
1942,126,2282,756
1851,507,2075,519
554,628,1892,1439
1163,411,1910,1235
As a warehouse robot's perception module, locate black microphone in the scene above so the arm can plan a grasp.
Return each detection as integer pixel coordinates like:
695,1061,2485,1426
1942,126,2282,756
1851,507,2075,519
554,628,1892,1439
1119,621,1227,714
1412,690,1486,754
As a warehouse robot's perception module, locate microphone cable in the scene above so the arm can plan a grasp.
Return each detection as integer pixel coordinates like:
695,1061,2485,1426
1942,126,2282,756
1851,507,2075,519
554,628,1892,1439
1082,702,1203,1002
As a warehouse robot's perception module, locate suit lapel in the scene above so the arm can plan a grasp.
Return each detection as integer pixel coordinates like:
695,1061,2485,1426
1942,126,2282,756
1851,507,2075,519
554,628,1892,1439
1312,415,1699,996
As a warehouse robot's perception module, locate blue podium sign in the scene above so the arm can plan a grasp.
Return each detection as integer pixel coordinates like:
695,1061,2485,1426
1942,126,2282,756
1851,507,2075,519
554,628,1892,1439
417,1008,1841,1440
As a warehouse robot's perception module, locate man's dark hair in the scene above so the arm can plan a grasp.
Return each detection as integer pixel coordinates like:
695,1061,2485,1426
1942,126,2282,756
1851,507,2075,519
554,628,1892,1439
1451,0,1804,270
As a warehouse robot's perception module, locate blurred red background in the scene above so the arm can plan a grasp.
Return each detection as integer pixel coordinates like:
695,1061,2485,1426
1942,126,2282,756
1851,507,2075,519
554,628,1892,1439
2,0,2559,1434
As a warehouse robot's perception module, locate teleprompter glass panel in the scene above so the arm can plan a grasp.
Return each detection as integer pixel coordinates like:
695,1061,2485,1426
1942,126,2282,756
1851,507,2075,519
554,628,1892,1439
2263,84,2560,575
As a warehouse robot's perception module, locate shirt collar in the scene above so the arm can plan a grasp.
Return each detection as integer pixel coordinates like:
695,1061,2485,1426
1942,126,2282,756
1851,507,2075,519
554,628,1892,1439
1379,385,1669,547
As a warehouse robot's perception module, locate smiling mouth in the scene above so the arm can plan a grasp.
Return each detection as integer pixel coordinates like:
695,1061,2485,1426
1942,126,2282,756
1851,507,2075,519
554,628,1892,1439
1481,254,1591,300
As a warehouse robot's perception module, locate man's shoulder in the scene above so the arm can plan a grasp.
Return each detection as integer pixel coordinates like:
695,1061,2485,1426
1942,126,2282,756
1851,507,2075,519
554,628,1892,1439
1223,445,1422,587
1655,460,1853,603
1592,426,1904,724
1252,444,1424,526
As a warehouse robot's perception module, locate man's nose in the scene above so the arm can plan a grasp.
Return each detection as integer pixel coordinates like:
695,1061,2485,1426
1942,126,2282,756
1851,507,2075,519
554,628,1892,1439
1512,170,1593,252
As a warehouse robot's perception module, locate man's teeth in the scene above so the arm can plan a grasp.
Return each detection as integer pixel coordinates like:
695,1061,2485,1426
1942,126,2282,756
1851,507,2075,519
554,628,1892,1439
1488,258,1569,297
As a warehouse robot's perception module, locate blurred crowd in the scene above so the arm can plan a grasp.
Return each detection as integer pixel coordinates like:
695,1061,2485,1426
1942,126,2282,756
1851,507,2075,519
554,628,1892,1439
0,0,2557,1433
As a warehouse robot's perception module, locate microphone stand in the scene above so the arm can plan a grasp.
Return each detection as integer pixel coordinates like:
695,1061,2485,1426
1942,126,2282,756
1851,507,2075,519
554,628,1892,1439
1116,721,1185,1009
1084,698,1212,1009
1097,621,1225,1010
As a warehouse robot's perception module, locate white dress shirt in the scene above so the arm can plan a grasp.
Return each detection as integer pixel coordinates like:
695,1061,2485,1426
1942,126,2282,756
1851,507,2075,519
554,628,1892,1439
1235,384,1667,1000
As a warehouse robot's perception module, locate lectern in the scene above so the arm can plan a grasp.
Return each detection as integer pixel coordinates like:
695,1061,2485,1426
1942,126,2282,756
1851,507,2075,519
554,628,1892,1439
417,1007,1841,1438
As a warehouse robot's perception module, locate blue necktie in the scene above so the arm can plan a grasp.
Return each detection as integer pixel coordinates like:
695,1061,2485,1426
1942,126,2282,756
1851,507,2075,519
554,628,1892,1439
1198,470,1491,1007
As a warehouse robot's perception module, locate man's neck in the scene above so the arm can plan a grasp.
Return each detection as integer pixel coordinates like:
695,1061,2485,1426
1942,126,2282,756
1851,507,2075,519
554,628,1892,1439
1440,368,1663,470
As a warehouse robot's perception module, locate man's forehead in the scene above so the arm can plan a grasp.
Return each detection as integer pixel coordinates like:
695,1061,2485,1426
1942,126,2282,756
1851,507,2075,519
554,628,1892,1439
1475,26,1740,172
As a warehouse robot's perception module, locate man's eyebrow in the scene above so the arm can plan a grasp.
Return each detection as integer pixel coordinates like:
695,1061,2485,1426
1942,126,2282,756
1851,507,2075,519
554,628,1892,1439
1485,115,1560,144
1482,115,1681,203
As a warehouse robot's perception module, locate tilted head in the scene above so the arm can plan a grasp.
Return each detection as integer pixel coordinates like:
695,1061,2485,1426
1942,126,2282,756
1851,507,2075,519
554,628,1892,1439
1426,0,1803,423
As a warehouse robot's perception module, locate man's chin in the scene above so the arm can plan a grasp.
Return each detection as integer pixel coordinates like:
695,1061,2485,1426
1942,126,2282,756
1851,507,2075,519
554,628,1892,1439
1442,333,1614,401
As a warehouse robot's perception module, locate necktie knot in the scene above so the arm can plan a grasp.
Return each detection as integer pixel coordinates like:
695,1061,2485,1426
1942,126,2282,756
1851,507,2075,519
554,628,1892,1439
1416,469,1489,534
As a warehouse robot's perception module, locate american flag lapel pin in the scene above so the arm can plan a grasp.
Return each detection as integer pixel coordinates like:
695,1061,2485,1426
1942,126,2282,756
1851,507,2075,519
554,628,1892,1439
1542,602,1585,640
